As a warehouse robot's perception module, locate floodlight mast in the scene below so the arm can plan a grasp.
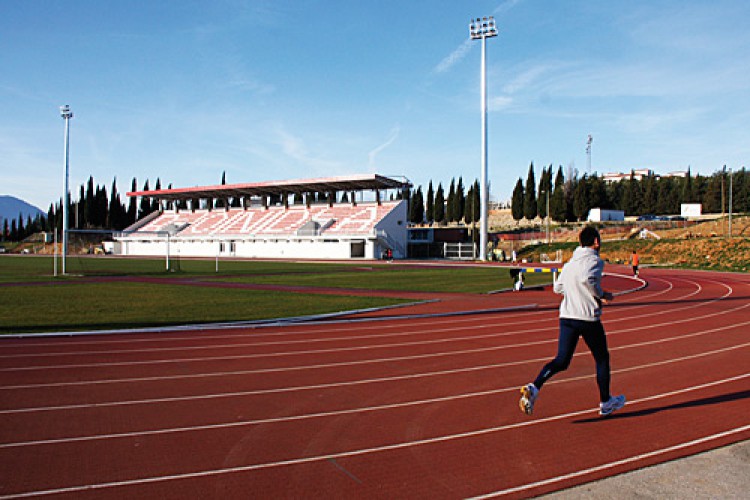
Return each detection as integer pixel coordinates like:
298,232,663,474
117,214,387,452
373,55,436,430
469,16,497,261
60,105,73,275
586,134,593,174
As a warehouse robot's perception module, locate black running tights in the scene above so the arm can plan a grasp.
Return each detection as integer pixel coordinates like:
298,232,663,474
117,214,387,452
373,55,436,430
533,318,611,403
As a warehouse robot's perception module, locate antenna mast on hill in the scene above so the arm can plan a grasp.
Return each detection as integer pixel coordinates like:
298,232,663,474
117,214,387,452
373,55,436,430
586,134,593,174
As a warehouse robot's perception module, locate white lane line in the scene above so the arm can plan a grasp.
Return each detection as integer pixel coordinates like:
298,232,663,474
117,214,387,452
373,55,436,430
0,284,657,359
1,373,747,499
0,276,678,351
2,315,748,419
0,277,736,374
1,344,747,448
0,282,746,393
469,424,750,498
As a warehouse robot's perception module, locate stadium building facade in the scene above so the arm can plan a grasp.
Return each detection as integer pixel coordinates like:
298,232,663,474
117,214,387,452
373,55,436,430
115,174,411,260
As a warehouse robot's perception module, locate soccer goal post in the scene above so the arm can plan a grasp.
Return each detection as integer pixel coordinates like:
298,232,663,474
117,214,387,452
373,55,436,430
64,229,178,275
444,242,476,260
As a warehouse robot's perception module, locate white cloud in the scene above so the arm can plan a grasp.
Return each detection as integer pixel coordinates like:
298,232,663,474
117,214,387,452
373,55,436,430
368,126,400,169
493,0,525,15
272,125,343,174
489,96,513,111
434,39,473,74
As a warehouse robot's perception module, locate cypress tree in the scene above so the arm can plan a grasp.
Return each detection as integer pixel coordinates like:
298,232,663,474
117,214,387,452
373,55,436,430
511,178,524,222
681,167,694,204
464,184,474,224
410,187,424,224
434,183,445,224
472,180,480,224
139,180,151,219
537,166,551,219
447,179,456,222
456,177,465,223
152,178,162,213
550,166,566,222
523,162,537,220
426,181,434,224
128,178,138,225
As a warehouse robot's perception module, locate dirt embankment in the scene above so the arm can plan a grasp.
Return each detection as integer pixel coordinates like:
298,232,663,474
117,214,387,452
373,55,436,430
519,216,750,272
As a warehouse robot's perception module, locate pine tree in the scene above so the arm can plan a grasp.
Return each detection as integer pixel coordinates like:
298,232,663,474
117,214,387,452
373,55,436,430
573,176,589,221
588,175,607,210
642,174,657,214
523,162,537,220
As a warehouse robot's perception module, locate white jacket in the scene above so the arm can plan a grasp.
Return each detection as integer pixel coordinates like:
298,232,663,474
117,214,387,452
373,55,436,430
553,246,605,321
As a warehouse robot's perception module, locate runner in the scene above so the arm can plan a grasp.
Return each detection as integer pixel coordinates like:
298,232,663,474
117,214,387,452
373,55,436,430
519,226,626,417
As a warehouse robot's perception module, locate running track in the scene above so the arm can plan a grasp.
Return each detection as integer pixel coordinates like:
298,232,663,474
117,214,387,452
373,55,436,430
0,266,748,498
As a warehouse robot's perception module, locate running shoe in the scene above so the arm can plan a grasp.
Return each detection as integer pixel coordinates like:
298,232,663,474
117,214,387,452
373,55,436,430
519,383,539,415
599,394,626,417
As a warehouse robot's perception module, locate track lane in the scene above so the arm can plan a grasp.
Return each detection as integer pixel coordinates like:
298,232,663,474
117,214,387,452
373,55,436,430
0,267,748,498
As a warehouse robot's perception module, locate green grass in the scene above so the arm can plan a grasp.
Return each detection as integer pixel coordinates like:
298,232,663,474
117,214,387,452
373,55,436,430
0,282,406,333
0,256,550,334
213,265,550,293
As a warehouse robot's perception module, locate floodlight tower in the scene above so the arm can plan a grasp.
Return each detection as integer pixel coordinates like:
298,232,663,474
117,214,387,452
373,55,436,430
60,105,73,275
469,16,498,261
586,134,593,174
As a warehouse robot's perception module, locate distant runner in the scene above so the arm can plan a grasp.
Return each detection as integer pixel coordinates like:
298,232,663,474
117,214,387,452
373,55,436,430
631,250,639,277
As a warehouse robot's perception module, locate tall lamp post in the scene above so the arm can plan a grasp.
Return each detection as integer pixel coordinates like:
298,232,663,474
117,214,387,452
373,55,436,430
469,16,498,261
60,105,73,275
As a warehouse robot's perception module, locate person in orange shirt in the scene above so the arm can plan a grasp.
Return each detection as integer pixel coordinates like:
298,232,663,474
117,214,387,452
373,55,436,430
631,250,639,277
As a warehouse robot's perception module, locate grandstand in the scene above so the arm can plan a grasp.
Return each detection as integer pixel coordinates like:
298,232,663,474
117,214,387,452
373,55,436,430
115,174,411,260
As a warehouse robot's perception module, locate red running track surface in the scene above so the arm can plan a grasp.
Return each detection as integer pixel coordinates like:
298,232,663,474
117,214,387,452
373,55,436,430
0,266,748,498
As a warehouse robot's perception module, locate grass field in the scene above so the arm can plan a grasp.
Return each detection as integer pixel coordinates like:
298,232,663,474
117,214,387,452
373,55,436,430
0,256,549,334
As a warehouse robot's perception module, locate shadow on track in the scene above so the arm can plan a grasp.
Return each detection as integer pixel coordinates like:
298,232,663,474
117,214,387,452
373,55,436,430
572,389,750,424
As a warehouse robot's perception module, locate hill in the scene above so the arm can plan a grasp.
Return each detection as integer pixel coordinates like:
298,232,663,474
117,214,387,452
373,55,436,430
517,216,750,273
0,195,44,223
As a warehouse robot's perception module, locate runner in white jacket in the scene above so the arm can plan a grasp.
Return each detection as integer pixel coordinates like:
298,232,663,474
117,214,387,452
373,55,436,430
519,226,626,417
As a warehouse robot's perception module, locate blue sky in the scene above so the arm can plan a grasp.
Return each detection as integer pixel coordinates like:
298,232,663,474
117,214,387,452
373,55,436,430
2,0,748,210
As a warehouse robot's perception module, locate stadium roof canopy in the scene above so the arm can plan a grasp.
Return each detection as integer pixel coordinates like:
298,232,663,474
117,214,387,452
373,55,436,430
127,174,411,202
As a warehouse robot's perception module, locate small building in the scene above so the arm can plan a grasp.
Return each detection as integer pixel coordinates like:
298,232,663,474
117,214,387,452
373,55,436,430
681,203,702,217
587,208,625,222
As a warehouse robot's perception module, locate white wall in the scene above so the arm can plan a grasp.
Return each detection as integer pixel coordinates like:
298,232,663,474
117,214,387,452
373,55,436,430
117,200,409,260
119,236,377,260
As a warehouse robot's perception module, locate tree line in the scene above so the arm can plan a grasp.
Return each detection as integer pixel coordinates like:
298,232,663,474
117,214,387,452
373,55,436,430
2,176,164,242
3,165,747,242
408,178,482,226
509,163,750,223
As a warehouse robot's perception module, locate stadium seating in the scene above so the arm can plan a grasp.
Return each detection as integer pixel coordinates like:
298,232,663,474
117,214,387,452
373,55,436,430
133,201,399,237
